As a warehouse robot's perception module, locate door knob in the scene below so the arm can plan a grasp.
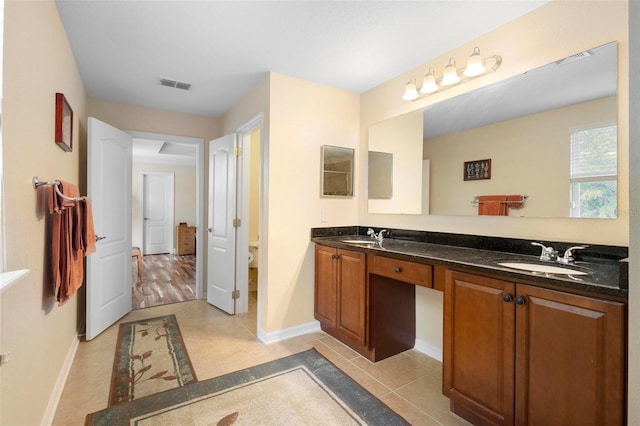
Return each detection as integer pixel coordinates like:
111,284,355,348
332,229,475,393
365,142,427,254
96,235,107,242
207,227,212,233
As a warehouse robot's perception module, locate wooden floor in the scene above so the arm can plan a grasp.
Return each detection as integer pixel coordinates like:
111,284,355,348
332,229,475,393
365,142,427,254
132,254,196,310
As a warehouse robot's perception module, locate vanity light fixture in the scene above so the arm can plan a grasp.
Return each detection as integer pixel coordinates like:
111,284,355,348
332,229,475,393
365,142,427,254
402,47,502,101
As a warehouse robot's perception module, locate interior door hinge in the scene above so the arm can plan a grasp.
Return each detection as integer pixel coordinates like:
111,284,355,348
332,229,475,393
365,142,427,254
233,218,241,228
232,290,240,300
234,147,242,157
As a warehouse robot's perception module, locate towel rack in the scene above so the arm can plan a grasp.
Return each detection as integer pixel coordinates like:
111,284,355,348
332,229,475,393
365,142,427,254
471,194,528,205
33,176,85,202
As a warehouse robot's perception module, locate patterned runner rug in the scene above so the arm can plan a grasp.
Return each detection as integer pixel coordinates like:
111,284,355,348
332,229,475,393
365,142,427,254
108,314,196,406
89,348,408,425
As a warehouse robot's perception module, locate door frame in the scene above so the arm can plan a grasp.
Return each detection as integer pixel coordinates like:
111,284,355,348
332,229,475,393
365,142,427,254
128,131,205,299
236,114,266,333
140,171,175,255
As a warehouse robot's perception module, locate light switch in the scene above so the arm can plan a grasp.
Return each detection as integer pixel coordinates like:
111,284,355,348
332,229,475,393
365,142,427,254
321,209,329,222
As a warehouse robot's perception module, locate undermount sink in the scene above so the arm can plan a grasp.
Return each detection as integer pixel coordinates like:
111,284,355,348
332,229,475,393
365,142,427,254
341,239,377,244
497,262,590,276
341,239,377,245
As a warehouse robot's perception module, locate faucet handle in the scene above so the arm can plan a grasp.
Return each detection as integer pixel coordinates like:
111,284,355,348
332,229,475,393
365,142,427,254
560,245,588,263
367,228,376,237
531,242,557,261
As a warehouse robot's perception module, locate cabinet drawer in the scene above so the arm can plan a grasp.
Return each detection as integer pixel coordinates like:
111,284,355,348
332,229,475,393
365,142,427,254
370,255,432,287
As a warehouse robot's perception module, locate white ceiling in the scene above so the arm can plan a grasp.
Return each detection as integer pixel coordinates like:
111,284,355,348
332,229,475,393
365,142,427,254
131,137,197,165
55,0,551,118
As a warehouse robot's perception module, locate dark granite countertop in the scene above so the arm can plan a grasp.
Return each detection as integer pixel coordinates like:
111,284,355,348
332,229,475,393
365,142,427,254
312,235,627,300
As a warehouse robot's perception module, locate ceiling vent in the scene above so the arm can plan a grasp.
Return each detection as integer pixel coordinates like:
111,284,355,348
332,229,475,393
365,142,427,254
159,78,192,90
556,50,592,66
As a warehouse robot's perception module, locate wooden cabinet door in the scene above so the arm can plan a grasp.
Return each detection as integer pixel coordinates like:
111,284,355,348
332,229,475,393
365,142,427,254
444,270,516,426
336,249,366,345
314,245,337,328
514,284,626,426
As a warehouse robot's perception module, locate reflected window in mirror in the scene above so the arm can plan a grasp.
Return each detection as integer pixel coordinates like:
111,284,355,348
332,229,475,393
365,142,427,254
570,123,617,218
321,145,354,197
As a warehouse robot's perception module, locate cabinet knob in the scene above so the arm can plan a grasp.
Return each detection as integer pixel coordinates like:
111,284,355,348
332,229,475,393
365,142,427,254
515,296,526,305
502,294,513,303
395,267,401,273
332,254,340,260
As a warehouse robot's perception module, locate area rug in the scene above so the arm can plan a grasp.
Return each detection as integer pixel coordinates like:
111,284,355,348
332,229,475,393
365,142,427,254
89,348,409,425
108,314,197,406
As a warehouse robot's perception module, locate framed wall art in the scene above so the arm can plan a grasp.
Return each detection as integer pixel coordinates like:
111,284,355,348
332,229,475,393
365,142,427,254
464,159,491,181
55,93,73,152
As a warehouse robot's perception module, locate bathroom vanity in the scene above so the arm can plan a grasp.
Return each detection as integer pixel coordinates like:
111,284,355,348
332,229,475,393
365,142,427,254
312,227,627,425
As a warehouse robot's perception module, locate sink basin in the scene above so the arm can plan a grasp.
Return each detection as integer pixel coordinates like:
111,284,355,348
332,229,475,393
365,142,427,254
341,239,377,245
497,262,589,275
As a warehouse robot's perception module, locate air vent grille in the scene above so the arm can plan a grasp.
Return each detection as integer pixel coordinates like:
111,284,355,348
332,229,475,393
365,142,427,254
159,78,192,90
556,50,592,66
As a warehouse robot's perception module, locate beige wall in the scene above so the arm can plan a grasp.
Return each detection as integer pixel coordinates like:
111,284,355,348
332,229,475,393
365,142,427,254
425,96,617,217
368,110,423,214
223,73,360,333
266,73,359,332
88,98,221,141
0,1,87,424
131,163,197,250
360,1,628,360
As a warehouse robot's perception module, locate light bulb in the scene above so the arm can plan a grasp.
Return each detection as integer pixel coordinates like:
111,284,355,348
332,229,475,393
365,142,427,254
402,78,419,101
420,68,438,94
441,58,461,86
463,47,486,77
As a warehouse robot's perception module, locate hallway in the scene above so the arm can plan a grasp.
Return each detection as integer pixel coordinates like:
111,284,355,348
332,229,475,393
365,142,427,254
132,254,196,309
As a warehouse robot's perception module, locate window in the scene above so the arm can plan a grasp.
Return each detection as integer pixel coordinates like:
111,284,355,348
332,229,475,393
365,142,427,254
569,124,617,218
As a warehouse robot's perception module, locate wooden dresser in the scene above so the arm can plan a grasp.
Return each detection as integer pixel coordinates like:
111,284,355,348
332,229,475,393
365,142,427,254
176,226,196,255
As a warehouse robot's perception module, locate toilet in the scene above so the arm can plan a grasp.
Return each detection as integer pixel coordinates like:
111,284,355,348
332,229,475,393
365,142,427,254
248,241,259,292
248,241,259,268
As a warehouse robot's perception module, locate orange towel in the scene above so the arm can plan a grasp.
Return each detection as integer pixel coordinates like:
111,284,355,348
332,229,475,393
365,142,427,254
80,197,97,255
49,181,93,306
478,195,508,216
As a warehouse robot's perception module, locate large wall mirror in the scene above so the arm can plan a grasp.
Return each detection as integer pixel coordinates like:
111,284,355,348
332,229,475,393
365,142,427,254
368,41,618,218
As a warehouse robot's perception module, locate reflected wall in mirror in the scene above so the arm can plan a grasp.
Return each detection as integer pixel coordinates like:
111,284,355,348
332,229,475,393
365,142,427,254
368,151,393,199
321,145,354,197
368,109,424,214
368,41,618,218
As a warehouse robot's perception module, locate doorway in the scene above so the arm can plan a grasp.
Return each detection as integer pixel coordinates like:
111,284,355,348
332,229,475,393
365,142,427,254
237,115,265,333
205,114,265,335
130,131,205,308
142,172,174,255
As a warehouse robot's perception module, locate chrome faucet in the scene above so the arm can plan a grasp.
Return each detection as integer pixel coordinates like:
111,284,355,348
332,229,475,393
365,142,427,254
531,242,558,262
367,228,387,243
557,246,588,264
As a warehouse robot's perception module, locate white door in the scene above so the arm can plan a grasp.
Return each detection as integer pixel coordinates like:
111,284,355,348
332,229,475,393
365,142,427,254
143,172,174,255
86,117,132,340
207,134,237,314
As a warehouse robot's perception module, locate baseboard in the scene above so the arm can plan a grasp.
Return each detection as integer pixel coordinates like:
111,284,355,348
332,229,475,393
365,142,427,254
414,338,443,362
41,334,80,426
257,320,322,344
